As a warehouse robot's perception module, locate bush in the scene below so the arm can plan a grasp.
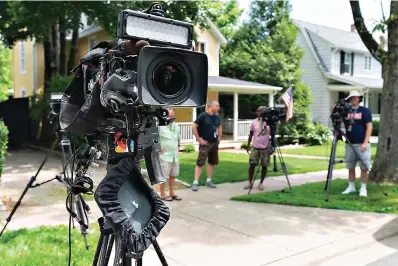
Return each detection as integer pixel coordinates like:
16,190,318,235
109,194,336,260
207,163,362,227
0,120,9,180
372,120,379,136
183,144,195,153
241,141,249,150
306,123,331,146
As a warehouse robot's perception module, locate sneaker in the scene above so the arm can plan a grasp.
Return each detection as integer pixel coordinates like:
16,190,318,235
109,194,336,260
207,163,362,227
206,181,217,188
192,183,199,192
342,186,356,195
258,183,264,191
244,182,253,189
359,188,367,197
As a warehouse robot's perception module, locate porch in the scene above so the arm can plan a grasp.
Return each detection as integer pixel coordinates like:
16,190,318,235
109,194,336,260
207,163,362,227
326,74,383,120
176,76,282,148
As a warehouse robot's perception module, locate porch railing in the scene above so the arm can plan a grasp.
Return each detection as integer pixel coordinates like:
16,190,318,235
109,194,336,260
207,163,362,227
237,120,251,140
177,122,195,143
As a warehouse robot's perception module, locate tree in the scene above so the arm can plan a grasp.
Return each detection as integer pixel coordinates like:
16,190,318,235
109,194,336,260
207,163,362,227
207,0,244,39
0,44,12,102
220,0,313,139
350,1,398,183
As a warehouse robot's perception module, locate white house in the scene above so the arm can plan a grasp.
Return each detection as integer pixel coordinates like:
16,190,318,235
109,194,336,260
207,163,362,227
294,20,383,126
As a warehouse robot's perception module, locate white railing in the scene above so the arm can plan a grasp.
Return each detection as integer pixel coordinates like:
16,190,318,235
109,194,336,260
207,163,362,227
177,122,194,143
373,114,380,121
223,118,233,134
237,120,252,140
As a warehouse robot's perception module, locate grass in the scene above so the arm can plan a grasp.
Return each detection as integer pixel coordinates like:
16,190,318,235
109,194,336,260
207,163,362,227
142,152,344,186
281,142,377,159
232,179,398,214
0,224,100,266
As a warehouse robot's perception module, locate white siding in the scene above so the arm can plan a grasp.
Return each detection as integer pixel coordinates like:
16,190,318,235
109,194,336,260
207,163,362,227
306,30,333,72
331,49,341,74
353,53,382,78
296,31,330,126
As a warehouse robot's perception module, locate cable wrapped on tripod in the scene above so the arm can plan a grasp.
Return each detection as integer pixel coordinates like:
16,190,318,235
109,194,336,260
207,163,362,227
94,157,170,254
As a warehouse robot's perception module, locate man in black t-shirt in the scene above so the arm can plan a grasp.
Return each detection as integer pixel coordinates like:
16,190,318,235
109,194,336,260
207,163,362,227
341,90,373,197
191,100,222,191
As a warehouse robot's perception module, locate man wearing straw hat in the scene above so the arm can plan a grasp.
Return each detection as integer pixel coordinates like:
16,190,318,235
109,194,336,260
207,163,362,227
341,90,373,197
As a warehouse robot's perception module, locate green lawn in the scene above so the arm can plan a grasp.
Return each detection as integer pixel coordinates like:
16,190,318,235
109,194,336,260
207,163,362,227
281,142,377,159
232,179,398,214
143,152,345,186
0,225,100,265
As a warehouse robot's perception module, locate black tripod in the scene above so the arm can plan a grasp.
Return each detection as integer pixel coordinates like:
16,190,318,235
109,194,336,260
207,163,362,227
248,126,293,196
324,127,387,202
0,130,90,248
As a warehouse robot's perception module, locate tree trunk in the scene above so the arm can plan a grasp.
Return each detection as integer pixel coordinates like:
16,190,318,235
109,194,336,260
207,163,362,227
43,40,52,92
59,17,67,76
67,16,80,74
369,3,398,183
51,25,60,76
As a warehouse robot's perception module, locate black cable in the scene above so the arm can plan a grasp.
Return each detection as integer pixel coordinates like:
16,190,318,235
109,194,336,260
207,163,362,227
68,213,72,266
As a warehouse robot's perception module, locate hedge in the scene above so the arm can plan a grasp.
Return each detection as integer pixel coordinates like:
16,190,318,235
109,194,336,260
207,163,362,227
0,120,9,180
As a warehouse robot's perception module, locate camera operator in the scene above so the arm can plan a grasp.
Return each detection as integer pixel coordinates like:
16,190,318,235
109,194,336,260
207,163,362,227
159,108,182,201
341,90,373,197
245,106,271,191
191,100,222,191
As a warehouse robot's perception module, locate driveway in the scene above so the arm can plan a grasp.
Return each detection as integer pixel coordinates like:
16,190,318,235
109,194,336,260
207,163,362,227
1,149,397,266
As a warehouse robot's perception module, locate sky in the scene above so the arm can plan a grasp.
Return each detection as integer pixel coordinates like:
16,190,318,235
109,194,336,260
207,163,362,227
237,0,391,33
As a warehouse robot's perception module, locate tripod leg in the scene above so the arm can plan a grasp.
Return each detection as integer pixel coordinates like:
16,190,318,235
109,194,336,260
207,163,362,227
325,135,339,202
0,137,59,237
75,195,89,250
248,164,261,196
153,240,169,266
93,232,105,266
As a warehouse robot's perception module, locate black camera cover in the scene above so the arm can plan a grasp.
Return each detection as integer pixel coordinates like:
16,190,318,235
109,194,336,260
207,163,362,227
94,157,170,254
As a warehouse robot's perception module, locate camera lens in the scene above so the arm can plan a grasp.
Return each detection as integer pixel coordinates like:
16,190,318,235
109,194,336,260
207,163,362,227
153,61,186,98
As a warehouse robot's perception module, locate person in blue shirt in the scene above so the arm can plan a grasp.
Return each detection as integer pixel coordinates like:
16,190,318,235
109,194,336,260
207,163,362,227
342,90,373,197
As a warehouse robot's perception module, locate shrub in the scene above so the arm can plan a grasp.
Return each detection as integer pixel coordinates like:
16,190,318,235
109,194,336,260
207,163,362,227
241,141,249,150
305,123,331,146
372,120,379,136
183,144,195,153
0,120,9,180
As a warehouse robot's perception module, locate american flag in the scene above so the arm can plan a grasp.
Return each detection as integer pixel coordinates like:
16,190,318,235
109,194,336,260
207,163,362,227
281,85,294,121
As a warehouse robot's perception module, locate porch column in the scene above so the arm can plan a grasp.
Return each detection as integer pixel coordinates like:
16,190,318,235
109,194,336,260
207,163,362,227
192,108,197,143
233,92,239,141
365,92,369,108
268,91,275,107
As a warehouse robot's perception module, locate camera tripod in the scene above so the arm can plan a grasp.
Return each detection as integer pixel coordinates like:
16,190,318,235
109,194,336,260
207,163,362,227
248,128,293,196
0,130,90,249
324,127,387,202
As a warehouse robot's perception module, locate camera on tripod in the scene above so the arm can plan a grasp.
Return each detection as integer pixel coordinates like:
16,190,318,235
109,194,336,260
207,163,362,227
260,106,286,130
330,98,350,128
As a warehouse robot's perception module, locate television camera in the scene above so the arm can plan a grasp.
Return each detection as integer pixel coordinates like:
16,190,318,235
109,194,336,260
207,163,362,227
260,106,286,132
57,3,209,266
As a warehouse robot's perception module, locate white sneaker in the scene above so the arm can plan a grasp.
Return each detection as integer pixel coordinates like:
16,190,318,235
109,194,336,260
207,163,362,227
360,188,367,197
342,187,356,194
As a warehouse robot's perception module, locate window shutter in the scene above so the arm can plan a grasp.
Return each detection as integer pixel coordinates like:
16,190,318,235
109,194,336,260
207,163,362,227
340,51,345,74
351,53,354,75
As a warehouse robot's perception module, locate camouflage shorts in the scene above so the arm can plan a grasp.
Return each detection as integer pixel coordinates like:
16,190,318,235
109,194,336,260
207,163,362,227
249,147,270,167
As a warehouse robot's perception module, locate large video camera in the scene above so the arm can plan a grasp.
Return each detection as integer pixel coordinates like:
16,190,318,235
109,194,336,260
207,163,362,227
260,106,286,131
330,98,350,129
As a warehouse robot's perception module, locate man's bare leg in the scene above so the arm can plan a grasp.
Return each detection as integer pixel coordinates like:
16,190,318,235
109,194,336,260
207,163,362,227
192,165,203,191
159,182,168,198
349,168,356,182
206,164,216,188
359,170,368,197
168,176,176,196
245,164,256,189
342,168,356,194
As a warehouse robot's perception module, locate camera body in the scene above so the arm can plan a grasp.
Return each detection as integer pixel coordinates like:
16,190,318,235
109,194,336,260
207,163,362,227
261,107,286,128
331,98,350,128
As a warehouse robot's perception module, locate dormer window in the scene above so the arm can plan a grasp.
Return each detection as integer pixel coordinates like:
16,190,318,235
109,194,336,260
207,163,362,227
365,56,372,71
340,51,354,75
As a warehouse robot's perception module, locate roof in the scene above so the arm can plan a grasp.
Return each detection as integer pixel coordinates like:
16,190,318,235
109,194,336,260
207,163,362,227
294,20,369,53
208,76,282,93
326,74,383,89
67,19,228,45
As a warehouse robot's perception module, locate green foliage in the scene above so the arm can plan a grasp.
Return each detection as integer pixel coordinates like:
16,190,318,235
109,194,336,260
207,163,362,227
372,120,379,136
220,0,313,144
240,141,249,150
183,144,195,153
0,45,12,102
30,75,73,122
0,120,9,180
207,0,244,39
305,123,331,146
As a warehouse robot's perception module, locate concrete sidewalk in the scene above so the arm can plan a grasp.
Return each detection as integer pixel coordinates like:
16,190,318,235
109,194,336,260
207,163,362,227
1,149,397,266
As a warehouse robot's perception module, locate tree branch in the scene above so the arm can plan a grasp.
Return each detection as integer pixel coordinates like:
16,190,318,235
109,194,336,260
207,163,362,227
349,0,386,63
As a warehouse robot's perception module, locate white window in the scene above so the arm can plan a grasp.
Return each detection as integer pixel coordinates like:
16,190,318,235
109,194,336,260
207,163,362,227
196,41,208,55
343,53,352,73
20,88,26,98
20,41,26,74
365,56,372,70
88,37,97,50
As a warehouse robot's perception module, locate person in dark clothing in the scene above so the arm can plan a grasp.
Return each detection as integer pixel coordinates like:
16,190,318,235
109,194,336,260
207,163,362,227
191,100,222,191
341,90,373,197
